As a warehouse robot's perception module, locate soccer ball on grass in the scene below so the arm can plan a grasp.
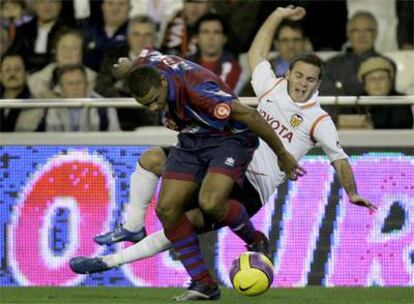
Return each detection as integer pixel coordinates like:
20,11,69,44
229,251,274,296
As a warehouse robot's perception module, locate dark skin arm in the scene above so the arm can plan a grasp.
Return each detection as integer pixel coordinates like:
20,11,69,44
230,100,306,179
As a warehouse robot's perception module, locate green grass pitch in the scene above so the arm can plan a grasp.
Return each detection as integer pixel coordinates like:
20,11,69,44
1,287,412,304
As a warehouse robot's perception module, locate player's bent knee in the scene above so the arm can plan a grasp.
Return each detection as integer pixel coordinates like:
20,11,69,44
198,193,227,217
156,204,178,224
139,147,166,176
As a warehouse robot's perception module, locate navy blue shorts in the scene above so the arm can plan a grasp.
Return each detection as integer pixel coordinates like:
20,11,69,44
163,131,259,187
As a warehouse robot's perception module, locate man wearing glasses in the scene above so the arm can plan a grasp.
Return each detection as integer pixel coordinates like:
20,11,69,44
320,11,396,96
271,19,306,78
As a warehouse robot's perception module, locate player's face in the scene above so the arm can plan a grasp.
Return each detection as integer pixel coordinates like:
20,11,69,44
286,61,321,103
134,79,168,112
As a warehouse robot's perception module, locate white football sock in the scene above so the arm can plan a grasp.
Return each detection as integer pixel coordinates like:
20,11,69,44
123,162,159,232
102,230,171,267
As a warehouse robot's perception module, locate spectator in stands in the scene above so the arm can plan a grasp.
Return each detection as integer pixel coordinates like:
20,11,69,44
128,0,183,46
82,0,130,71
1,0,32,54
239,18,307,97
95,15,156,98
0,53,32,131
320,11,396,96
186,13,244,94
44,64,120,132
8,0,66,72
212,0,261,55
358,56,413,129
257,1,347,52
28,29,96,99
160,0,211,56
346,0,398,52
95,15,159,131
270,19,306,78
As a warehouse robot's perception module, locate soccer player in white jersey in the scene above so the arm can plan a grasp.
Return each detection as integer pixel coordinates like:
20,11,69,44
70,5,376,280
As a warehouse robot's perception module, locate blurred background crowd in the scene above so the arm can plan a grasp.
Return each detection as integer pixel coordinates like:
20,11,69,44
1,0,413,132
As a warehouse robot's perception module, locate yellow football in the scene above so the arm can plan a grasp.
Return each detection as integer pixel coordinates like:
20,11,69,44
229,251,274,296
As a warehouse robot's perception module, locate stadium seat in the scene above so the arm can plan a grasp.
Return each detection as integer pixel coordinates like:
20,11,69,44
385,50,414,95
315,51,339,62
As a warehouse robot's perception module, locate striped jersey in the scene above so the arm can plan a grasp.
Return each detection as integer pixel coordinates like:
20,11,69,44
134,49,248,135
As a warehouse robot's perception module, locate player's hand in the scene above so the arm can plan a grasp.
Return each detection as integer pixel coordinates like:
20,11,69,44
349,194,377,212
275,5,306,21
278,151,306,181
112,57,132,79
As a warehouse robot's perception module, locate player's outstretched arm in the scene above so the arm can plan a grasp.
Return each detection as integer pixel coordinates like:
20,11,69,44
230,100,306,180
332,159,377,212
248,6,306,73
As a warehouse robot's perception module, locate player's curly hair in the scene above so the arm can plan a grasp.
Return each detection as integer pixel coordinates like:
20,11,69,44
127,66,162,98
289,52,324,80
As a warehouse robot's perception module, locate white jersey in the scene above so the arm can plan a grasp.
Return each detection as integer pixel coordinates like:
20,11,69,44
246,60,348,205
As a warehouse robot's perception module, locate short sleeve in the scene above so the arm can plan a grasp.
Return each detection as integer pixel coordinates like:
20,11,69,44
313,117,348,162
251,60,279,100
186,81,236,130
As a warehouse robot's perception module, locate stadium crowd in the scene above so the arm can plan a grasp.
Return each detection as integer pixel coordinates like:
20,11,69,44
1,0,413,132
